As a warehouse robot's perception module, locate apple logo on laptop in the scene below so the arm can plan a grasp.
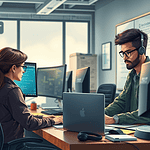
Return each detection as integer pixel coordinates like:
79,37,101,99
80,108,85,117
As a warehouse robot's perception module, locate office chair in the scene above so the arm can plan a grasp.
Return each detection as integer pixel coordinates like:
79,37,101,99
0,123,43,150
97,84,116,107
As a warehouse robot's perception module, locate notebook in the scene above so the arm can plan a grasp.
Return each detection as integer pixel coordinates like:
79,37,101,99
105,134,137,142
63,92,105,135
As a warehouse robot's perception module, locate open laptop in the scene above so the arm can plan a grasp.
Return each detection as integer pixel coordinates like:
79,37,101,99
63,92,105,135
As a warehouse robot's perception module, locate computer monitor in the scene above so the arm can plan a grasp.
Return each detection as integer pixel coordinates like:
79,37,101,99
65,71,72,92
14,62,37,97
138,61,150,117
134,61,150,140
75,67,90,93
37,64,67,100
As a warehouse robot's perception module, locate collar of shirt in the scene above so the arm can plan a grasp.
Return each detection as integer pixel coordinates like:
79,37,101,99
4,76,18,87
133,73,140,83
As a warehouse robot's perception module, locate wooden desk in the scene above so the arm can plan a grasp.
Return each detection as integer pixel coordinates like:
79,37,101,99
33,127,150,150
31,109,150,150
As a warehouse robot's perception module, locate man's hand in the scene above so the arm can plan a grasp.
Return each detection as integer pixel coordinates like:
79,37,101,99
105,114,115,124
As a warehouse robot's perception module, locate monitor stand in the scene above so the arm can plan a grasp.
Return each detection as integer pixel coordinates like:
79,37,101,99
41,99,63,111
41,99,63,115
55,99,63,111
43,99,63,111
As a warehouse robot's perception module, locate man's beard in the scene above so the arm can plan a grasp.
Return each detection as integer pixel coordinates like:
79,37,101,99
124,54,140,70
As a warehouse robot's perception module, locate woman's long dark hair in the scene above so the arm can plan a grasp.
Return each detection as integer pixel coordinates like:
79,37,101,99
0,47,27,88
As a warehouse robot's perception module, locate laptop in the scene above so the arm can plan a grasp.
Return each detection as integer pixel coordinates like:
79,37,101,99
63,92,105,135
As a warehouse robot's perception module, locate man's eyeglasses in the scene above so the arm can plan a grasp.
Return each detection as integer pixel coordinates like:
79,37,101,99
119,48,138,58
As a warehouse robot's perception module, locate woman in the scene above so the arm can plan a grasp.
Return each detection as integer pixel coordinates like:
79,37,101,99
0,47,63,150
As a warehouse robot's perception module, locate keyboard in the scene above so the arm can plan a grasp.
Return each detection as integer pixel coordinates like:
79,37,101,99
41,109,63,115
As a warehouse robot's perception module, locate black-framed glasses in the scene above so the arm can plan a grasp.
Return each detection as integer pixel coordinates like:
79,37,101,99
119,48,138,58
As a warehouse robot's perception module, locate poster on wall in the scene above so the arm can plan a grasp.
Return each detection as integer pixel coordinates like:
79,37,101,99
102,42,111,70
116,21,134,90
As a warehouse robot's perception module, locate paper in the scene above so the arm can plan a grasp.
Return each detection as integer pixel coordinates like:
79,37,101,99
120,129,135,135
31,112,48,117
53,125,63,129
106,124,138,129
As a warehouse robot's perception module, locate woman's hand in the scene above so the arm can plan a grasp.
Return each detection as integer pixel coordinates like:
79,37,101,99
43,115,63,124
53,116,63,125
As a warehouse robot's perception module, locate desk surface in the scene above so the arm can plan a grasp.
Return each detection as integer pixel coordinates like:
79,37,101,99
31,109,150,150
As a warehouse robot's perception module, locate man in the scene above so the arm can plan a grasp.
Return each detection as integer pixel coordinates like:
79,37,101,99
105,28,150,125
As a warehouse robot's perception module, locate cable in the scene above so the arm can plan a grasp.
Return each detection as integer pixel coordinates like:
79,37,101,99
125,141,140,150
54,98,58,103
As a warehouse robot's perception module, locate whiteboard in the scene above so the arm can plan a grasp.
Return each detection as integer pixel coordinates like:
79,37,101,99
116,12,150,90
135,14,150,57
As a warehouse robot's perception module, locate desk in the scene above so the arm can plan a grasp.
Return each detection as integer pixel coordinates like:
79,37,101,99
31,109,150,150
33,127,150,150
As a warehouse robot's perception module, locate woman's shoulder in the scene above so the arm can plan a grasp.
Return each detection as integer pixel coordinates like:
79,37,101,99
0,81,20,103
0,78,19,94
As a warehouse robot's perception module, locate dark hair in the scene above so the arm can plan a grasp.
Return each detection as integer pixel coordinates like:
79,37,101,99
115,28,148,50
0,47,27,88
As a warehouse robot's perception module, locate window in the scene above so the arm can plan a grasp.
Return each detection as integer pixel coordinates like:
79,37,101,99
0,20,17,49
66,22,88,70
20,21,62,67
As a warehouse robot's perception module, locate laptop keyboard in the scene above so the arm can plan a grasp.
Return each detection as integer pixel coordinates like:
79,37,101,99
41,109,63,115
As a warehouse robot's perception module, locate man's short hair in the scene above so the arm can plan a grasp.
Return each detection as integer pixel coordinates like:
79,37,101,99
115,28,148,50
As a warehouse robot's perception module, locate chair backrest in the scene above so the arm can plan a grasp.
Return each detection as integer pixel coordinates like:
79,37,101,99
0,123,4,150
97,84,116,107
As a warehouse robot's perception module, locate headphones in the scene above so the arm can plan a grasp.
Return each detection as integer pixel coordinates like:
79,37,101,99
77,131,102,141
138,32,146,55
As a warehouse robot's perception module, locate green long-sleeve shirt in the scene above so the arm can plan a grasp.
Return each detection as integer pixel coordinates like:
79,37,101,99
105,56,150,124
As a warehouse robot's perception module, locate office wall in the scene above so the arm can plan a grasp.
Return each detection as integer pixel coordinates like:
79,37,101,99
95,0,150,88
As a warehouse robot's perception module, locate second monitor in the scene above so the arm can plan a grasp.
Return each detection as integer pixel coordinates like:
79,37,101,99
37,64,67,100
75,67,90,93
65,71,72,92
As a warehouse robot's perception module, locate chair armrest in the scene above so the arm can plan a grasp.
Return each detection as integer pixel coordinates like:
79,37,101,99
7,137,43,146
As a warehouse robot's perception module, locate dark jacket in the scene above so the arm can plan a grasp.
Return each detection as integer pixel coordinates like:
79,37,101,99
105,56,150,124
0,77,55,143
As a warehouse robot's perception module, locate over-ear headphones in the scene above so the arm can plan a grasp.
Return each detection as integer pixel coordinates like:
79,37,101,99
138,32,145,55
77,131,102,141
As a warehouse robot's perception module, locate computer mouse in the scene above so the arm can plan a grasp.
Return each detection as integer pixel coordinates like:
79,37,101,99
109,128,124,135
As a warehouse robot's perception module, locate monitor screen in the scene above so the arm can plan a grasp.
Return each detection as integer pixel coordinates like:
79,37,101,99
65,71,72,92
14,62,37,97
138,61,150,117
75,67,90,93
37,64,67,99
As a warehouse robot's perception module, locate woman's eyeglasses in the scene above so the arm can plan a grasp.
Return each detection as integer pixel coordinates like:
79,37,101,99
119,48,138,58
19,65,27,72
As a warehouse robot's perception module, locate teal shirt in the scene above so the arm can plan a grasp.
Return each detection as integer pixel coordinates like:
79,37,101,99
105,56,150,124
